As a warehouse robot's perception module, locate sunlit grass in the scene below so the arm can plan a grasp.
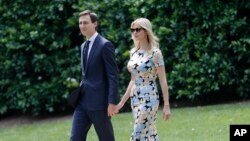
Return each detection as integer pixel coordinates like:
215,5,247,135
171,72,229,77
0,101,249,141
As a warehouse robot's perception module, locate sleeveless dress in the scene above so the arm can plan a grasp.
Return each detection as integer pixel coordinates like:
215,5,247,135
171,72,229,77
127,47,165,141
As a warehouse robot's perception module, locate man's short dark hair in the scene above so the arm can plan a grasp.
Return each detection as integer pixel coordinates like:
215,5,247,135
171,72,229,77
79,10,99,24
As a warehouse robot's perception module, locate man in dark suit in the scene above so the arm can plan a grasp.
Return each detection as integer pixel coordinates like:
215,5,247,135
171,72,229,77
70,10,118,141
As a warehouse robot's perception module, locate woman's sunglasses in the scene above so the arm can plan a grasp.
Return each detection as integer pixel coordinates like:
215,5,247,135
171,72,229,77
130,28,143,33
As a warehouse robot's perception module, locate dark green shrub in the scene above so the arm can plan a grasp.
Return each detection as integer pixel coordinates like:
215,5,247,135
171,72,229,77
0,0,79,115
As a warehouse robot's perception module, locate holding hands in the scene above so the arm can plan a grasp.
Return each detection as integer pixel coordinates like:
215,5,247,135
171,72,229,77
107,102,124,117
107,104,118,117
109,101,171,121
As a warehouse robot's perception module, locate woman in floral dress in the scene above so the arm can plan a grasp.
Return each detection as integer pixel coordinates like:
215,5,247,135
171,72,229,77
117,18,171,141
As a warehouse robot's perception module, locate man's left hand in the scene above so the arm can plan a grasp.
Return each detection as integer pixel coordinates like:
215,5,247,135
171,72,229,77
108,104,118,117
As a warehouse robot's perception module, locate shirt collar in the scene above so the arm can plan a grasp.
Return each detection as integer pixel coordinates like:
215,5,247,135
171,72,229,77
88,32,98,43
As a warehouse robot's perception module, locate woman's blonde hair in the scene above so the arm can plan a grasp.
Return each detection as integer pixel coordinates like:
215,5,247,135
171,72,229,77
131,18,159,52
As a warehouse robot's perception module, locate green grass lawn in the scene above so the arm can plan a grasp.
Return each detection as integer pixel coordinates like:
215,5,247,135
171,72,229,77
0,101,249,141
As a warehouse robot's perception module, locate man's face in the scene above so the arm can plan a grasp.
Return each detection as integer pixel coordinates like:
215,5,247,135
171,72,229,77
79,15,97,39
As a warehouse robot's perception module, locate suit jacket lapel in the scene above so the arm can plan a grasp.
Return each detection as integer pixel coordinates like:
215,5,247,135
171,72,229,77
85,35,100,73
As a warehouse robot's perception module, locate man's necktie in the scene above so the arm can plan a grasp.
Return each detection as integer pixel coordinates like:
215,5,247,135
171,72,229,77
83,40,90,69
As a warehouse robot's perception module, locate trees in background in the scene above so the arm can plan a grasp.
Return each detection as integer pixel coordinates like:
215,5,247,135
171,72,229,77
1,0,249,115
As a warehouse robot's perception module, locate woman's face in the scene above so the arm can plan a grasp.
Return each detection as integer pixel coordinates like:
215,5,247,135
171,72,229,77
131,23,147,41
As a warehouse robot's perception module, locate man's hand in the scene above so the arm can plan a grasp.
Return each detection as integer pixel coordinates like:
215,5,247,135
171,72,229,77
107,104,118,117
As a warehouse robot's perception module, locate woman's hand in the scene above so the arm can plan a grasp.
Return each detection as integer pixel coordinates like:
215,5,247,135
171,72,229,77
163,105,171,120
116,102,124,112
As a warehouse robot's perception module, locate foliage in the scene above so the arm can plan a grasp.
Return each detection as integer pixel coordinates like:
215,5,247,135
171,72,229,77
0,0,80,115
74,0,250,100
0,0,250,115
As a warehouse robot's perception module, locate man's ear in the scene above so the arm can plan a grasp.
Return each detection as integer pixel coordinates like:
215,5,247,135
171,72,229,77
94,21,98,28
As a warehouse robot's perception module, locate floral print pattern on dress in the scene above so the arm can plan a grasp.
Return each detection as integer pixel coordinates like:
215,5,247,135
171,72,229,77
127,47,164,141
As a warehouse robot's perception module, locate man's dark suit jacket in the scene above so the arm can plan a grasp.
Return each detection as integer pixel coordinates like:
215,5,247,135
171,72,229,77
80,34,118,111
